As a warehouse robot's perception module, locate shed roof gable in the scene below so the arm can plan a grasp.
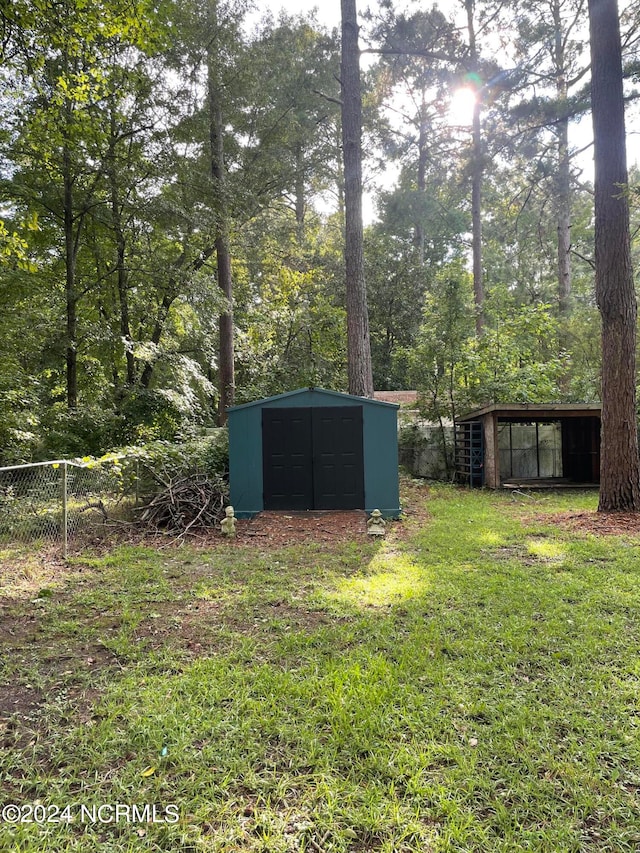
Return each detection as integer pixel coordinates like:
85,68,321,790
228,387,399,412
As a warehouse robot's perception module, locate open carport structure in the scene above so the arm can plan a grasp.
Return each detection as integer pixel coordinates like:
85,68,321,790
455,403,601,488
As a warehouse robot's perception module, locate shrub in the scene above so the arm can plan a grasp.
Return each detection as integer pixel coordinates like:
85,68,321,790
115,389,188,445
95,430,229,503
124,430,229,481
37,404,124,460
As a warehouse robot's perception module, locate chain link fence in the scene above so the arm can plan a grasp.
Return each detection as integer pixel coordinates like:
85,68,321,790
0,457,139,558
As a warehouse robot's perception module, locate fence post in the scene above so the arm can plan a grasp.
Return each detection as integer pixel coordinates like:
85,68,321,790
62,461,68,560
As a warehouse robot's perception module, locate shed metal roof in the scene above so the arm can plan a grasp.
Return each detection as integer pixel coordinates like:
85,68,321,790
228,387,400,412
457,402,602,422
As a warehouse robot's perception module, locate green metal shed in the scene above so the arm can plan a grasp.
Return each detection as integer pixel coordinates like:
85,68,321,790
228,387,400,518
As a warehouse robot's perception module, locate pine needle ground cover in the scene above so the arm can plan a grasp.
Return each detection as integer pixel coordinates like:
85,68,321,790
1,484,639,852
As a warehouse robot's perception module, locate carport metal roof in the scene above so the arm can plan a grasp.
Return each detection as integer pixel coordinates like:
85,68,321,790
457,403,601,422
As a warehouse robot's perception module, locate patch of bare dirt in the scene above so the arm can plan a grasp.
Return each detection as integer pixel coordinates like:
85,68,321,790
64,476,432,552
0,683,44,728
130,598,226,657
221,599,346,639
234,510,369,546
0,633,119,748
131,594,349,660
225,479,431,548
543,510,640,537
0,588,125,736
70,510,384,551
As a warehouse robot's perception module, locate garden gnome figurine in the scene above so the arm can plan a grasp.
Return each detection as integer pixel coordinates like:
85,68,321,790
221,505,237,538
367,509,386,536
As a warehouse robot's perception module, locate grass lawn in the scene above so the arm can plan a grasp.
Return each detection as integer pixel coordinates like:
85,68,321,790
1,482,640,851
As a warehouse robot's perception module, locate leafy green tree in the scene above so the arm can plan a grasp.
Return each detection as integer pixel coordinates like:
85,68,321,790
405,262,475,467
462,301,567,406
234,209,347,399
407,268,566,467
0,219,35,270
2,0,165,414
364,186,467,389
364,3,460,263
240,15,342,240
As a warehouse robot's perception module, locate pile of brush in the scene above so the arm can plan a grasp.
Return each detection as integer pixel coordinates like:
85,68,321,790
139,473,228,536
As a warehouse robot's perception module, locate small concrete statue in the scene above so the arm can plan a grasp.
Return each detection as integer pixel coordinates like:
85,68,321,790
221,505,237,537
367,509,386,536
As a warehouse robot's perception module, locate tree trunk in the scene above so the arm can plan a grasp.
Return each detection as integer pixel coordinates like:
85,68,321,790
553,1,572,323
335,121,346,233
588,0,640,511
556,115,571,321
215,232,234,423
108,104,136,385
465,0,484,336
340,0,374,398
415,98,427,266
470,101,483,336
208,0,235,424
295,142,306,243
63,130,78,410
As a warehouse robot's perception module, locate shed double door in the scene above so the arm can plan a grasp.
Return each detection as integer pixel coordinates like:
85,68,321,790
262,406,364,511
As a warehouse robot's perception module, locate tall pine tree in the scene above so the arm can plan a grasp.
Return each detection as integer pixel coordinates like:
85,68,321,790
588,0,640,510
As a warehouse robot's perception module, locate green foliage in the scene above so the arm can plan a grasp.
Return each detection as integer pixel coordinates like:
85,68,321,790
119,431,228,478
461,300,568,407
0,219,36,271
0,0,629,459
365,229,432,389
0,387,41,465
237,14,342,216
405,262,474,421
116,389,190,444
407,268,568,423
35,390,196,461
110,431,229,502
36,405,124,461
33,383,218,461
235,214,347,400
70,432,230,517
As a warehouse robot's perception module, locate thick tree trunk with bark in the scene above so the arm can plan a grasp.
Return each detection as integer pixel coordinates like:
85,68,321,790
588,0,640,511
215,229,234,423
208,0,235,424
340,0,374,398
335,121,346,233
